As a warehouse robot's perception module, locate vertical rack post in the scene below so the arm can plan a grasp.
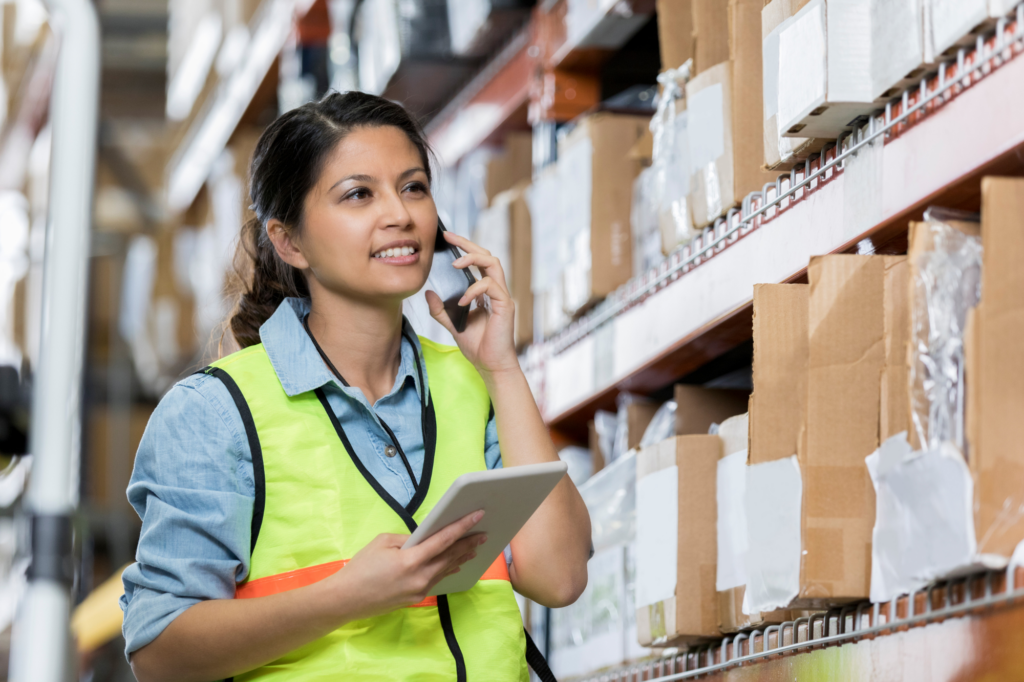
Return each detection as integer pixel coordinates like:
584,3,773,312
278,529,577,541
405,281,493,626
9,0,100,679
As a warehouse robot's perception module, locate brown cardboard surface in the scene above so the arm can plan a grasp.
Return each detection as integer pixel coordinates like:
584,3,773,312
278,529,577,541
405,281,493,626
674,385,749,436
688,0,779,228
693,0,729,75
485,132,532,206
971,178,1024,558
657,0,694,71
800,255,887,604
508,183,534,348
728,0,780,199
563,113,649,308
636,435,722,646
880,257,910,442
628,402,662,451
749,284,809,465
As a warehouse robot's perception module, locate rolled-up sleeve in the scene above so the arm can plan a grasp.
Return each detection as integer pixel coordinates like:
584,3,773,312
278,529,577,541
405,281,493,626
120,374,255,660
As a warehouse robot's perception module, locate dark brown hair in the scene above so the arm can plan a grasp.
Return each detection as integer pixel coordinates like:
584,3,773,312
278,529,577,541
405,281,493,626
227,91,433,348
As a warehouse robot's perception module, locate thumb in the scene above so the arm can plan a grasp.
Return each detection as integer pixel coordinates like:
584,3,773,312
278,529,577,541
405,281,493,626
425,290,457,337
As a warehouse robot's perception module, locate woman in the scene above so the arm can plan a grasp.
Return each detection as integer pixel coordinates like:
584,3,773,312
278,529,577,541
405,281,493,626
120,91,591,682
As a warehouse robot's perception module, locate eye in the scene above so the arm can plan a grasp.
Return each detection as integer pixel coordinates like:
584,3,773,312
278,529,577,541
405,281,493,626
403,181,428,195
344,187,371,202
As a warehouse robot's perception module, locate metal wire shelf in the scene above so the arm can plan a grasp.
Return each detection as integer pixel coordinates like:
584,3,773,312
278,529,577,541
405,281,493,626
574,564,1024,682
546,2,1024,356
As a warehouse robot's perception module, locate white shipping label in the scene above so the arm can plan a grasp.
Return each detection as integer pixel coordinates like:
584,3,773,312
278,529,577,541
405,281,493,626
744,456,802,614
778,0,827,134
866,433,977,603
557,137,594,245
525,174,562,293
635,466,679,608
762,23,784,120
716,450,750,592
687,83,725,172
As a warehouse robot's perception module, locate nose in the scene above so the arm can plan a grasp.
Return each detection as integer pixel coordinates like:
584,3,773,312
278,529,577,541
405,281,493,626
378,185,413,230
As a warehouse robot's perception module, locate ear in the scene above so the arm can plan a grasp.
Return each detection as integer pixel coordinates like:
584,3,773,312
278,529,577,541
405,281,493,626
266,219,310,270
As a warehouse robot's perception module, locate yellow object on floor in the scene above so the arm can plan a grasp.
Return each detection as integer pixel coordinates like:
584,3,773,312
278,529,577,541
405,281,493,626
71,564,130,652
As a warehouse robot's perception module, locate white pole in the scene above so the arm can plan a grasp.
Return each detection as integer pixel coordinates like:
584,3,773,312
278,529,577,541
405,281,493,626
9,0,99,678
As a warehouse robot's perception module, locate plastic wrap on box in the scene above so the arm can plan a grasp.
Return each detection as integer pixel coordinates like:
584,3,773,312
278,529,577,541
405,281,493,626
651,65,694,255
909,212,982,454
557,136,594,315
447,0,490,54
549,452,643,678
357,0,402,95
866,433,977,603
631,167,662,277
559,445,595,486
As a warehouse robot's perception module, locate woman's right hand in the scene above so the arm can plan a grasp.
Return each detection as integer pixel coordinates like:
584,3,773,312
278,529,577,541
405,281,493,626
329,510,487,621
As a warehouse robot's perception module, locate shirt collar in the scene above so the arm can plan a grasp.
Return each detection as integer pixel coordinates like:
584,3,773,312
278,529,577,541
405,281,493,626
259,297,428,404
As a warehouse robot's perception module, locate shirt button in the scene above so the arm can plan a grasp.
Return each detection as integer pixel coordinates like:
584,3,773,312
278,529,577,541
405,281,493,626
384,445,397,458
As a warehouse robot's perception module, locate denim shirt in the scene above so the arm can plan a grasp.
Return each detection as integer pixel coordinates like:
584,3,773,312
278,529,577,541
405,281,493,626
119,298,503,659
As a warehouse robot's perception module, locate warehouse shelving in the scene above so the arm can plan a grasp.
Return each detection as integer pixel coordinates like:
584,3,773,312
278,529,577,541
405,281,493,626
534,8,1024,440
574,564,1024,682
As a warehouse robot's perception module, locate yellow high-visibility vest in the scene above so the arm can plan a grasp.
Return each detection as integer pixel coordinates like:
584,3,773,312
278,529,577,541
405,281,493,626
205,338,529,682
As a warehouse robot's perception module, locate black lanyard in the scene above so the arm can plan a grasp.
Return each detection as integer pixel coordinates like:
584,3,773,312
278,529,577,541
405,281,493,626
302,314,427,493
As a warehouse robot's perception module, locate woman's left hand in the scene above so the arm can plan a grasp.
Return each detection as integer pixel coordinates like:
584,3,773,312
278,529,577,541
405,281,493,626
425,231,518,378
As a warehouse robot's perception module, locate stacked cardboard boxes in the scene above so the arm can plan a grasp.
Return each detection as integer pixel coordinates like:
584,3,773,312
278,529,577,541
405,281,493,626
687,0,779,228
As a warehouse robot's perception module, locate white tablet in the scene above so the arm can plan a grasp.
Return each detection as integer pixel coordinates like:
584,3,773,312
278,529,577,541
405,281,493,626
402,460,568,596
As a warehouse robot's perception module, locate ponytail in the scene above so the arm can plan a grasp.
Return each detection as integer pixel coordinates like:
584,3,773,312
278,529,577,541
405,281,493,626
226,216,309,349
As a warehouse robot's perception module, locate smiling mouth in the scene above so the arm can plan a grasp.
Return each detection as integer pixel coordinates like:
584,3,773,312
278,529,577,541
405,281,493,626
372,246,418,259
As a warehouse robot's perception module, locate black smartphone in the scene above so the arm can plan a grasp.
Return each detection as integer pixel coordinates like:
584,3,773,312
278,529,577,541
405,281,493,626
427,220,477,333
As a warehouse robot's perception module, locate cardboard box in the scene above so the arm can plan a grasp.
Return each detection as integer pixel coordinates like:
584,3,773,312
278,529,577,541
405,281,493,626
800,255,896,606
628,401,662,451
636,435,722,646
880,257,910,443
968,178,1024,558
761,0,829,170
749,284,809,466
674,385,749,436
692,0,729,75
557,113,649,315
484,132,532,206
657,0,694,71
777,0,926,139
473,182,534,348
686,0,779,228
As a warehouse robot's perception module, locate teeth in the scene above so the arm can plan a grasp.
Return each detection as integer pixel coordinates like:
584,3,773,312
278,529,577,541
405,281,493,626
374,246,417,258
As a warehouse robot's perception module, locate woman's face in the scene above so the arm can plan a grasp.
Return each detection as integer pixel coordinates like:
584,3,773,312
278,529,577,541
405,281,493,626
290,125,437,305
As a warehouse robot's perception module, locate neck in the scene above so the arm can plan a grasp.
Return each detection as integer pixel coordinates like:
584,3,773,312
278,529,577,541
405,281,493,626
305,288,405,406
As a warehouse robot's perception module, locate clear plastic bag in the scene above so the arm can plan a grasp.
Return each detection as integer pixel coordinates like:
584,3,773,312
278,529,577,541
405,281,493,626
651,62,694,255
909,208,982,454
630,167,662,277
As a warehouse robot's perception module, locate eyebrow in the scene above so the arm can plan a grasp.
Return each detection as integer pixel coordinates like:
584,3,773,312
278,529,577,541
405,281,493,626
328,167,427,193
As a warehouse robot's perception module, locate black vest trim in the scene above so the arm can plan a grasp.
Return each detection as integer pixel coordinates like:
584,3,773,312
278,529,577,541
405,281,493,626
198,366,266,555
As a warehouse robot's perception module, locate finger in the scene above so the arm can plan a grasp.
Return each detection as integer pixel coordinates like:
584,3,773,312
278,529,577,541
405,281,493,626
424,289,458,337
457,277,509,307
452,252,502,276
443,230,491,257
413,510,484,560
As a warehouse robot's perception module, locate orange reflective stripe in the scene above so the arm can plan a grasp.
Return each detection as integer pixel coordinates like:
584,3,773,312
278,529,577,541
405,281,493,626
235,554,510,605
